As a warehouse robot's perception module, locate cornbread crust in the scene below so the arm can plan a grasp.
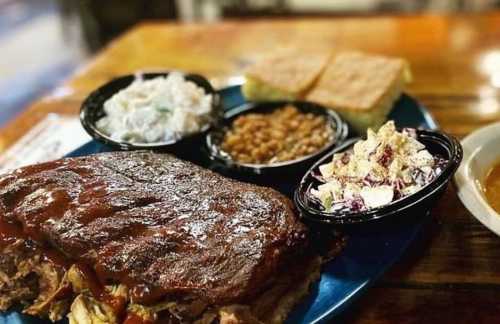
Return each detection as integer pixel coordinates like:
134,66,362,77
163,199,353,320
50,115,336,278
306,51,410,111
242,52,331,100
242,76,297,101
331,69,407,133
306,51,410,132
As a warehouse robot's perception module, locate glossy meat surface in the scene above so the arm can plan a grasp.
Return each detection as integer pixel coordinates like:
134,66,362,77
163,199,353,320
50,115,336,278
0,152,308,305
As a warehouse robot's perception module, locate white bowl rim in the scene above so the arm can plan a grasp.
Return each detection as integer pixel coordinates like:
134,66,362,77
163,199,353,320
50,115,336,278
454,122,500,236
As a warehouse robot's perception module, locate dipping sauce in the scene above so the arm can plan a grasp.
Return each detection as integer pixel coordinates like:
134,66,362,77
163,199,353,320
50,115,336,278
311,121,447,213
96,73,213,144
484,163,500,214
221,105,333,164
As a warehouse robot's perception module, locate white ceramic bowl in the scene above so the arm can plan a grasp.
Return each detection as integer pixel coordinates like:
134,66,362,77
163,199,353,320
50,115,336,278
454,122,500,236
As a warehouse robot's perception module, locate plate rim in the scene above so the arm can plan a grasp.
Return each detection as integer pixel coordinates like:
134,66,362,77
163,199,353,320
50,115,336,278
2,86,439,324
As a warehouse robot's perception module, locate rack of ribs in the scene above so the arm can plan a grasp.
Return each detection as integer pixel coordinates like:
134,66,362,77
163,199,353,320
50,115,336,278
0,151,327,323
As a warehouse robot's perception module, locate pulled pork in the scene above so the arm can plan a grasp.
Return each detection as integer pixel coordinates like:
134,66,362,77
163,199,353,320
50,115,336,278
0,239,69,321
0,241,327,324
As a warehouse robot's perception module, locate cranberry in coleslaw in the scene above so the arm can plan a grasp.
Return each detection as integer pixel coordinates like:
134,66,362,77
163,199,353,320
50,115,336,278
310,121,447,213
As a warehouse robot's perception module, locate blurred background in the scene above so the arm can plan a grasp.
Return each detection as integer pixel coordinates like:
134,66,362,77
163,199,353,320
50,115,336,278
1,0,500,125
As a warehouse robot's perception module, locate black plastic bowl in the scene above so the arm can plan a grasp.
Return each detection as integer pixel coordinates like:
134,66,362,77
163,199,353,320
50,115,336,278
294,129,463,226
80,72,221,151
205,101,349,176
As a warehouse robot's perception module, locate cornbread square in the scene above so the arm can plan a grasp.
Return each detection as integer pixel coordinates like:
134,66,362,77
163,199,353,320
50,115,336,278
242,51,331,101
306,51,411,133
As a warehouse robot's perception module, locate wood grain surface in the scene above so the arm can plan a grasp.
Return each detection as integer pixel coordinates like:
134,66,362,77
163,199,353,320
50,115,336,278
2,12,500,323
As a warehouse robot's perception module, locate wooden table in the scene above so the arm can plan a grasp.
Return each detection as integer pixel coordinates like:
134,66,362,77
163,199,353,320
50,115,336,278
3,12,500,323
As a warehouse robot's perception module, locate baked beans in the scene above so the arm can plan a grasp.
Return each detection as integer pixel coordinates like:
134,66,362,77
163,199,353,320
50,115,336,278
221,105,333,164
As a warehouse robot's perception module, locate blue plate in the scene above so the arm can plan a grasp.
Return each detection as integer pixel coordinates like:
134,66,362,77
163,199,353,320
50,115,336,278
2,86,437,324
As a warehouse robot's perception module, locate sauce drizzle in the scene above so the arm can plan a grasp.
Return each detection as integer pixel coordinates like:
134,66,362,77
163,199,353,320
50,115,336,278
485,162,500,214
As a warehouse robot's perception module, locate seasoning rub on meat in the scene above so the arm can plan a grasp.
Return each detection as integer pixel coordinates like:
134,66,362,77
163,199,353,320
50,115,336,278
0,151,322,324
